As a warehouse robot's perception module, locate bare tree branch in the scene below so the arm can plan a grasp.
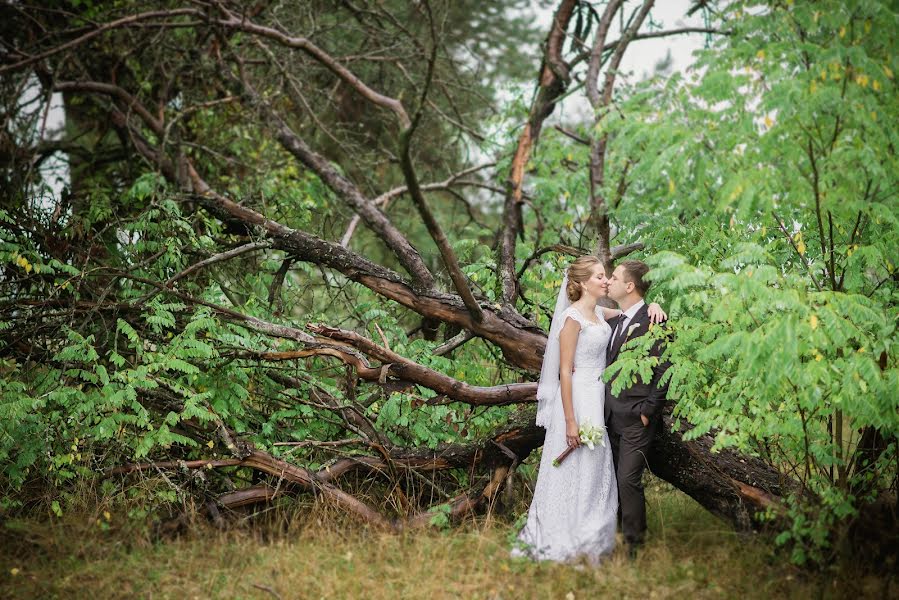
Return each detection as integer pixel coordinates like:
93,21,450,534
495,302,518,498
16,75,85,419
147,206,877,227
497,0,579,305
165,241,271,287
588,0,655,269
209,6,412,128
222,63,437,289
0,8,203,75
307,324,536,406
341,162,495,248
396,1,483,322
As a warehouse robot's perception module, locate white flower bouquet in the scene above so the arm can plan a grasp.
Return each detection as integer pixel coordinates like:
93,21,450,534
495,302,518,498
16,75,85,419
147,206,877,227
552,418,606,467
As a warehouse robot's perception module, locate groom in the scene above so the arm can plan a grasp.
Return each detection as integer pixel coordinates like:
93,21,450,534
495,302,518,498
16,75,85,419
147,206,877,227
604,260,670,555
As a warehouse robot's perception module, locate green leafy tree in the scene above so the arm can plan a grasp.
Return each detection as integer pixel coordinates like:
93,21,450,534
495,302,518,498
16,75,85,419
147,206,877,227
593,0,898,563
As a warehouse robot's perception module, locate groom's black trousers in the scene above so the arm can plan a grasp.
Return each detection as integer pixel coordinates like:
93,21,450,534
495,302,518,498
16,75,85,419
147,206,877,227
608,413,658,546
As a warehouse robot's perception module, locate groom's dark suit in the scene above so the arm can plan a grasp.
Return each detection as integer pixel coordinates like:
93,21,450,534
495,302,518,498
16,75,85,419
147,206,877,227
605,302,670,547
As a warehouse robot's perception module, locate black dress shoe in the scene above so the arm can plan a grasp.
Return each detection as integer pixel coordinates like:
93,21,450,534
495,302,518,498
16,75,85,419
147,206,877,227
626,543,641,560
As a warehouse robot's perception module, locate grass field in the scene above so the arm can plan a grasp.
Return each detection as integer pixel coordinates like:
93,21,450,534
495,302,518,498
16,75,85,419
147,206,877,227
1,479,894,599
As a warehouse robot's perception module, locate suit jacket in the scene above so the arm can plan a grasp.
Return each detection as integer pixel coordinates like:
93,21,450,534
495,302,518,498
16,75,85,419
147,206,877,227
605,303,671,421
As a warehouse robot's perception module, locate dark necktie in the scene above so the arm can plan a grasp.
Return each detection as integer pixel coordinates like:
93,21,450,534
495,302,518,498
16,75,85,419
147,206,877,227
612,314,628,348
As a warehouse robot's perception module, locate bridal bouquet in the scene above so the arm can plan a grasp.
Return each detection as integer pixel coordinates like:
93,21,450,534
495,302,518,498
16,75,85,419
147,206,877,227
552,419,606,467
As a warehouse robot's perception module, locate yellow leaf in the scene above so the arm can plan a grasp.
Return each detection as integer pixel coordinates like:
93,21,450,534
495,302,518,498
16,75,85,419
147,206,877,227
872,80,881,91
103,511,111,522
207,440,214,448
11,568,20,576
839,26,846,38
856,74,869,87
871,111,877,121
820,70,827,81
884,65,894,79
756,50,765,60
858,347,866,353
15,255,32,273
864,20,872,33
810,315,818,330
668,178,676,195
810,81,817,94
794,232,806,256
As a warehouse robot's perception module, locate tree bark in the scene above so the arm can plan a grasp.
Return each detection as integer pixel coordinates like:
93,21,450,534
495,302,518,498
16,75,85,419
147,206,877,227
497,0,578,305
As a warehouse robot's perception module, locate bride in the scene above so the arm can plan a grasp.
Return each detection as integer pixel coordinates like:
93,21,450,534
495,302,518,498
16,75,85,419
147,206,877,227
511,255,665,563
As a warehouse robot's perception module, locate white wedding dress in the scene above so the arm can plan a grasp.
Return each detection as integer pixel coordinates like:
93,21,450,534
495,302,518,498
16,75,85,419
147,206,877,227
511,306,618,563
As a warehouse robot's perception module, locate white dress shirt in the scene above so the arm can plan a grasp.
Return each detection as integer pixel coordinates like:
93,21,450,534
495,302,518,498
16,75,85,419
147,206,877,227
615,299,645,344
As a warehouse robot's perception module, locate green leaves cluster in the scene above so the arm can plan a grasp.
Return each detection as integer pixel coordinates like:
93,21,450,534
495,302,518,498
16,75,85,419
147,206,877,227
595,0,899,564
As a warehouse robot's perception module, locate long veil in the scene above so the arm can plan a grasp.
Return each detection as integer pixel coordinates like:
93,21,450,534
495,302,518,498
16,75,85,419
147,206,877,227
535,271,571,428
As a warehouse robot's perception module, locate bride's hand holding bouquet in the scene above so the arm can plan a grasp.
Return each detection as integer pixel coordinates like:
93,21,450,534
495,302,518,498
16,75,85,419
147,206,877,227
553,418,606,467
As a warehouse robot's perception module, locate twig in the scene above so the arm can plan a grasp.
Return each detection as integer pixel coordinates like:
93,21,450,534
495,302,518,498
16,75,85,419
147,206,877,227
432,330,474,356
252,583,283,599
165,241,271,287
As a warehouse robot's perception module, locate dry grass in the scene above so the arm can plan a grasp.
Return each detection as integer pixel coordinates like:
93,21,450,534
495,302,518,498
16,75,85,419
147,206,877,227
1,481,894,600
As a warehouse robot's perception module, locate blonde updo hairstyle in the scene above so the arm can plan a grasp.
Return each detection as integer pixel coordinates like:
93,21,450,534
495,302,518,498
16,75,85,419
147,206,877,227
565,255,601,302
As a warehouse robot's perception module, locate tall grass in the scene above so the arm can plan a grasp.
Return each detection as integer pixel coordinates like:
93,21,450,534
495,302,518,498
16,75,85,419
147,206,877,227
1,478,893,599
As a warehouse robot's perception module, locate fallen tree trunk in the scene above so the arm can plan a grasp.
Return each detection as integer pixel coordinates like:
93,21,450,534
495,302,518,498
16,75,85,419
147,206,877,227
112,405,788,532
223,404,790,531
649,404,791,530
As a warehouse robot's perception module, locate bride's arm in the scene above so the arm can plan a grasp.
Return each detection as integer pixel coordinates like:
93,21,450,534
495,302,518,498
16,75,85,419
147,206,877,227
599,306,621,321
558,319,581,448
599,303,668,323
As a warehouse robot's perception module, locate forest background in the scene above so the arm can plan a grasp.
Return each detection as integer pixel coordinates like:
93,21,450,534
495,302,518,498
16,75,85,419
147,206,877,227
0,0,896,597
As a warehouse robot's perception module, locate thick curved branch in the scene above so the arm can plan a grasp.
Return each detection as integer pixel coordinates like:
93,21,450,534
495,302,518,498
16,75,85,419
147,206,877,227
498,0,578,305
181,164,549,370
307,324,535,406
388,2,481,321
54,81,164,135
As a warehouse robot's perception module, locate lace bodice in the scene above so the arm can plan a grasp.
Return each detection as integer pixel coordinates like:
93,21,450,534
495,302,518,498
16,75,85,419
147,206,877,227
562,306,612,370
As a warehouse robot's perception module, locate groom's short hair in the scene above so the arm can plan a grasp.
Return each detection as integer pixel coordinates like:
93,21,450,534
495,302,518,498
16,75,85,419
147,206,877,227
618,260,650,297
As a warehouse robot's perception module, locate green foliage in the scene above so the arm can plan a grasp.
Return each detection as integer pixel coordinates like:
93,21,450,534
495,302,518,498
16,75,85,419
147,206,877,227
593,0,899,564
2,0,895,568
